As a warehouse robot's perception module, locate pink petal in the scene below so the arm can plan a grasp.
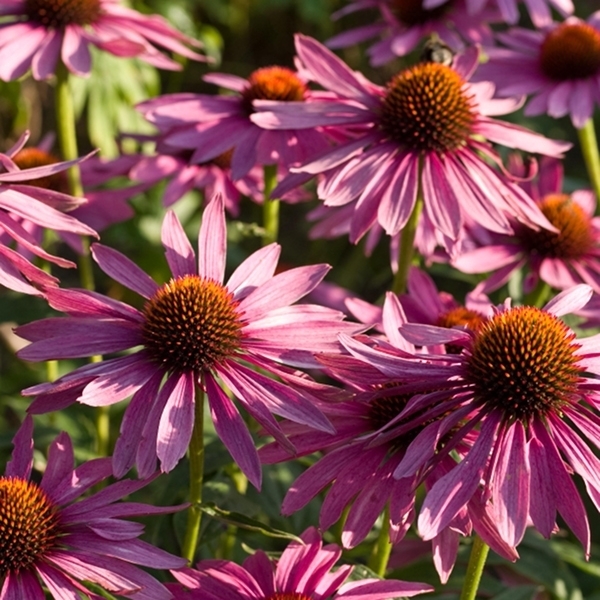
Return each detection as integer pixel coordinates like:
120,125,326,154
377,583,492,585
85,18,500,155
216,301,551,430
198,194,226,283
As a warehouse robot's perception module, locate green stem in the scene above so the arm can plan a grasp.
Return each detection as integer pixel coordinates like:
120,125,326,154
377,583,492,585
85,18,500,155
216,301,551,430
577,119,600,205
392,195,423,295
55,64,98,292
459,535,490,600
367,507,393,577
523,279,551,308
262,164,280,245
181,384,206,563
55,62,84,199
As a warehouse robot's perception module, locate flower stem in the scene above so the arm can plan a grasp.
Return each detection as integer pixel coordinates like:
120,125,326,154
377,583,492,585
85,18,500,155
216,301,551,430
459,535,490,600
367,507,393,577
577,119,600,203
263,164,280,245
181,383,206,563
55,62,98,292
523,279,551,308
392,195,423,295
55,62,84,199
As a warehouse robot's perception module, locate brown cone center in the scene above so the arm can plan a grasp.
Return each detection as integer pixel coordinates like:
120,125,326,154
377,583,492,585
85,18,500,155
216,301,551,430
12,147,68,192
380,62,475,153
241,66,306,114
518,194,594,259
25,0,102,27
466,306,583,421
142,275,243,374
390,0,453,25
540,22,600,81
0,477,62,577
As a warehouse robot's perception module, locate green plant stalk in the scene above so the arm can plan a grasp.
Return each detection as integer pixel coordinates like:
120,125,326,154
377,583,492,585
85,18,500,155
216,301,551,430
523,279,551,308
55,63,97,292
367,507,393,577
392,195,423,295
181,384,206,563
577,119,600,205
263,164,280,245
56,62,108,455
459,535,490,600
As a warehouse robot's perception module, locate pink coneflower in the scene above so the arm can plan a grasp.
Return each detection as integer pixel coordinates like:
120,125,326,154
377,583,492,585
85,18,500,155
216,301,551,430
453,157,600,295
0,133,97,294
0,0,206,80
252,36,571,247
137,65,331,181
0,416,186,599
260,294,516,581
424,0,574,28
476,13,600,127
328,0,497,66
127,149,263,215
167,527,433,599
9,145,135,256
398,267,490,336
345,284,600,555
16,195,358,488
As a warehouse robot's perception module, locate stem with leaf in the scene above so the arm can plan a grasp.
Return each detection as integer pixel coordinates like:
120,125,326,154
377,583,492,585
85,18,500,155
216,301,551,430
181,382,206,563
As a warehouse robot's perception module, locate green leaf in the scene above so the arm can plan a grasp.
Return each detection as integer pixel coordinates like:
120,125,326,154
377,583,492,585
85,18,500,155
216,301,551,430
198,502,303,542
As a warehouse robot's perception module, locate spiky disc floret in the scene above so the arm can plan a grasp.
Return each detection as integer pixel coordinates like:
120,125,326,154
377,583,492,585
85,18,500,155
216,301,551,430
241,66,306,114
518,194,594,259
380,62,475,153
540,22,600,81
466,306,583,422
142,275,243,374
0,477,61,577
25,0,102,27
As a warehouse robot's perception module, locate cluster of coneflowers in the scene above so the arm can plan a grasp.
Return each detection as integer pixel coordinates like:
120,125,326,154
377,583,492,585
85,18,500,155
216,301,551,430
1,0,600,598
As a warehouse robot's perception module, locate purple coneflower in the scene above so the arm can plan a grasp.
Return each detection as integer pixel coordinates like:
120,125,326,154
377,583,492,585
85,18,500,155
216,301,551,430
0,133,97,294
167,526,433,599
454,157,600,295
0,0,206,80
260,294,516,581
327,0,497,66
252,36,571,246
424,0,573,28
476,13,600,127
126,149,264,215
137,65,331,181
0,416,186,599
16,195,358,488
345,285,600,555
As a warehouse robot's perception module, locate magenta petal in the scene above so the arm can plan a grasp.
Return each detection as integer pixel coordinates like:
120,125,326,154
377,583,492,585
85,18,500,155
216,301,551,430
40,432,75,498
198,193,226,283
205,374,262,488
91,243,159,299
5,416,34,479
418,416,498,540
532,419,590,555
112,373,163,478
543,284,592,316
238,264,330,321
337,580,433,599
227,243,281,299
490,421,530,547
161,210,196,278
61,26,91,75
157,371,195,473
